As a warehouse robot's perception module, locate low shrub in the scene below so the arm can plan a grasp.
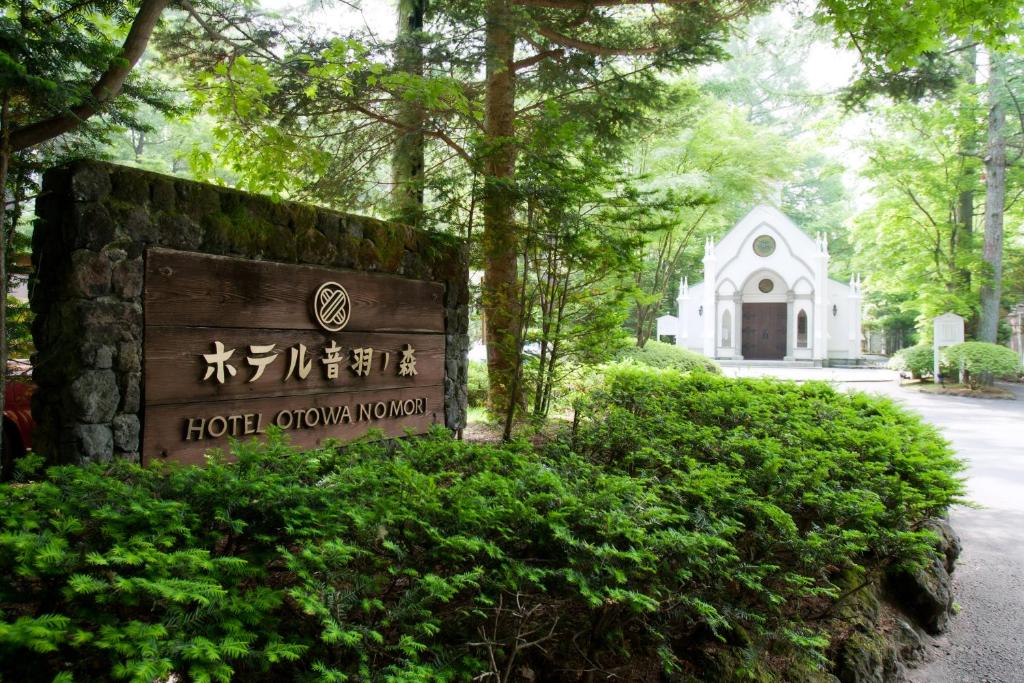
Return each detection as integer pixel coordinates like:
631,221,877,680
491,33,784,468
941,341,1022,388
887,343,934,378
617,339,721,374
0,369,961,681
467,360,489,407
571,366,963,675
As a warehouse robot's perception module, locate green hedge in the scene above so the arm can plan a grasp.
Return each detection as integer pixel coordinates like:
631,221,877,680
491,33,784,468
0,368,962,681
617,339,721,374
941,341,1022,387
571,366,962,674
887,343,934,378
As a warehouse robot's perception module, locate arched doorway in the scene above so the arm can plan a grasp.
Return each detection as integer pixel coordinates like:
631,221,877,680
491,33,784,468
741,272,788,360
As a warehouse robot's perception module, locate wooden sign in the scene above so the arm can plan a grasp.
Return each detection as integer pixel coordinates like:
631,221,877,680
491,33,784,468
142,248,446,464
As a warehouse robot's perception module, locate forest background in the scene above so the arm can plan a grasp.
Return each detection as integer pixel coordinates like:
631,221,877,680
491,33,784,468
4,0,1024,427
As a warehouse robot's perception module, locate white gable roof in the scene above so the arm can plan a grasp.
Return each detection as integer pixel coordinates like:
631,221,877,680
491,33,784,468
717,205,817,254
714,205,820,292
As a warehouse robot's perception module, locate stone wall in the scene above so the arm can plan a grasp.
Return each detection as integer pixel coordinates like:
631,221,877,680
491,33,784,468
31,160,469,465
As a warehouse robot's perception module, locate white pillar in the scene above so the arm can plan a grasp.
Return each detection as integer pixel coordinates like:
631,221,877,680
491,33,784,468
847,274,863,359
677,277,689,347
702,238,717,357
813,233,829,361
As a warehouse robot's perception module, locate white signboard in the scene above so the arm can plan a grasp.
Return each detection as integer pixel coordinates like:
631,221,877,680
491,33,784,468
932,312,965,381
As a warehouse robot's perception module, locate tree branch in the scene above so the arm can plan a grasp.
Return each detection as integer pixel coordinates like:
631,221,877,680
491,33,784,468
512,48,565,72
350,104,475,166
10,0,172,151
535,26,661,56
514,0,696,8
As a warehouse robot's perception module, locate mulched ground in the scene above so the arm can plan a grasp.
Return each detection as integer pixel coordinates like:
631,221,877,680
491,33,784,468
899,381,1016,400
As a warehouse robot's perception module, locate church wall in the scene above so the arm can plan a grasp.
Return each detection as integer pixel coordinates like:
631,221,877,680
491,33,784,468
827,279,855,357
680,282,705,353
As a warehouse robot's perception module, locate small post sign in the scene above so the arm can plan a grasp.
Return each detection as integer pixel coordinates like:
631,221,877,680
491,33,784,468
932,312,965,382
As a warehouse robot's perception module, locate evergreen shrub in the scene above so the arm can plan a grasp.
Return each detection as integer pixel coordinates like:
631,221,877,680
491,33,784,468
0,369,962,681
617,339,721,374
941,341,1022,388
887,343,934,378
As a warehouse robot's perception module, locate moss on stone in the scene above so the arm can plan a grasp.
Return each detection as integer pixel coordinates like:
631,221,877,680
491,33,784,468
289,203,317,234
201,204,282,256
331,235,360,269
150,178,176,211
175,181,221,220
296,228,336,265
110,169,150,203
263,226,296,262
356,238,381,271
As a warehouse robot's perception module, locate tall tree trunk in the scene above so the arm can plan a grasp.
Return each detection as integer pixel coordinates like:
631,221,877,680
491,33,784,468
957,42,976,331
0,94,10,464
980,53,1006,342
482,0,520,415
391,0,427,226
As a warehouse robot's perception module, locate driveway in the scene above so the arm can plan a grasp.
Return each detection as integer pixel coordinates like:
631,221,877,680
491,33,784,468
721,366,1024,683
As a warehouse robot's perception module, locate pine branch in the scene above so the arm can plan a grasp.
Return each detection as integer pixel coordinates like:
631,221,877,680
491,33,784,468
513,0,699,8
10,0,172,151
535,25,661,56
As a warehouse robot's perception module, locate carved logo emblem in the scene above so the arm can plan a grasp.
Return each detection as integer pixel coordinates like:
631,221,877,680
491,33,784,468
313,281,351,332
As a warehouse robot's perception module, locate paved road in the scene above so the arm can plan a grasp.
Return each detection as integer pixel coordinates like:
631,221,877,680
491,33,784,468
721,367,1024,683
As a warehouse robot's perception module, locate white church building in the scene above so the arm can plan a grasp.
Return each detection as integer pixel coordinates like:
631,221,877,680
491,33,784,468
656,205,863,363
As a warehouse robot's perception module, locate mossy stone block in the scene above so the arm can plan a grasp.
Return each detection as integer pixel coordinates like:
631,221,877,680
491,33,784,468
289,203,317,233
111,169,150,203
70,203,115,250
70,164,111,202
296,229,336,265
151,178,177,211
356,238,381,271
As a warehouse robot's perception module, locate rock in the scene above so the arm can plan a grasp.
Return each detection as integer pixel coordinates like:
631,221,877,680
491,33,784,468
892,617,926,663
104,247,128,263
70,164,112,201
176,181,221,219
80,343,115,370
316,212,341,242
888,554,953,635
150,178,176,211
71,423,113,463
117,342,141,373
157,213,204,250
72,203,116,250
75,300,143,343
109,202,155,242
922,518,961,575
67,250,112,298
296,228,336,265
837,631,885,683
120,373,141,413
836,630,905,683
111,168,150,202
112,414,140,452
70,370,120,423
112,258,143,299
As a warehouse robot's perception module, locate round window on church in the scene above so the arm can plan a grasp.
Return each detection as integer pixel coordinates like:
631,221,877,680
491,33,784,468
753,234,776,257
758,278,774,293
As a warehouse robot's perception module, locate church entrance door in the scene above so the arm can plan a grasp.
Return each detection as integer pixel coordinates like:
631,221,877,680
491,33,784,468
742,303,787,360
